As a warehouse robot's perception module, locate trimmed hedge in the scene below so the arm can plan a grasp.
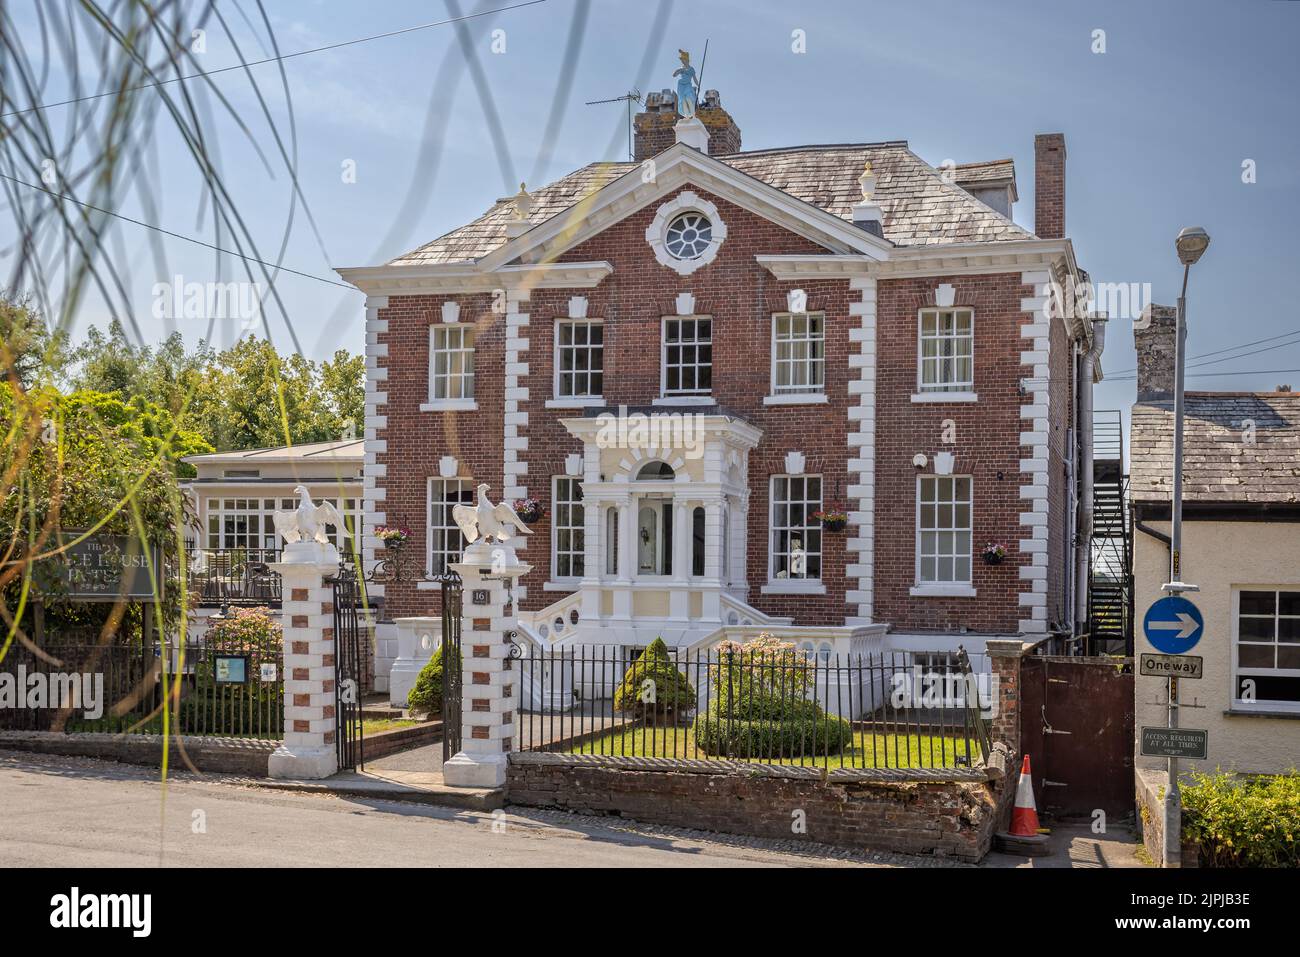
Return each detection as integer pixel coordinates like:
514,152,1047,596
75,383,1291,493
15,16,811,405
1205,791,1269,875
613,638,695,715
407,645,454,717
1182,769,1300,868
694,707,853,758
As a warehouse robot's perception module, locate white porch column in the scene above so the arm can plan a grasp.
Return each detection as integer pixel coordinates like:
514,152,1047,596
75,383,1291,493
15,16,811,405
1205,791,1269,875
614,501,633,619
443,542,531,789
268,544,342,780
702,499,723,620
670,500,690,619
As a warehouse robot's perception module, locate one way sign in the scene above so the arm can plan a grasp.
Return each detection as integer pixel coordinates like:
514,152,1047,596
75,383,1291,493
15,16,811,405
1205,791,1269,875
1143,595,1205,654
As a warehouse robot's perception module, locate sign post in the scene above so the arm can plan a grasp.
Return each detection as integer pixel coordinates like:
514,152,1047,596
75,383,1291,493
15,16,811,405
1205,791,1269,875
1144,594,1205,868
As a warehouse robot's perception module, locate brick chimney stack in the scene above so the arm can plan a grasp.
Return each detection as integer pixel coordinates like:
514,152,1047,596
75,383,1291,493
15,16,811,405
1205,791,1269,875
634,89,741,162
1134,303,1178,402
1034,132,1066,239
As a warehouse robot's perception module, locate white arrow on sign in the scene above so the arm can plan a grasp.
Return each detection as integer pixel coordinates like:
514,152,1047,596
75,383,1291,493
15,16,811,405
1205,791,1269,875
1148,612,1199,640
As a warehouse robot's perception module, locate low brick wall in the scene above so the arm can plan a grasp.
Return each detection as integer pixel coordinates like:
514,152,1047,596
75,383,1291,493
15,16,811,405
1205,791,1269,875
507,753,999,861
0,731,276,776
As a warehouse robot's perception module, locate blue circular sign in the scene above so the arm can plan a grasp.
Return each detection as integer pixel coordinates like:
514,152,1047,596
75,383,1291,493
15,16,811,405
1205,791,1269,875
1143,596,1205,654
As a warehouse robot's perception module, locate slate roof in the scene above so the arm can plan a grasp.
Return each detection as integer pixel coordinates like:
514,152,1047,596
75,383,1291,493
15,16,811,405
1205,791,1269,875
953,158,1016,187
391,142,1034,266
1129,394,1300,505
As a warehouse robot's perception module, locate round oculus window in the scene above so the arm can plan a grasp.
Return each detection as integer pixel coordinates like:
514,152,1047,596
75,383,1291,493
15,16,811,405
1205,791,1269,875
664,212,713,260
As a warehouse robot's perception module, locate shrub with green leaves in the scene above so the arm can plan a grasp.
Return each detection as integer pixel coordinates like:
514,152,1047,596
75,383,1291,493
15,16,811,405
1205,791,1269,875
1182,769,1300,868
613,638,695,715
692,634,851,758
407,645,455,717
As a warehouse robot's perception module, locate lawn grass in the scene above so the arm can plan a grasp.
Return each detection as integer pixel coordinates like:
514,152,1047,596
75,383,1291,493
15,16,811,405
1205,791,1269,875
361,717,423,735
569,723,979,770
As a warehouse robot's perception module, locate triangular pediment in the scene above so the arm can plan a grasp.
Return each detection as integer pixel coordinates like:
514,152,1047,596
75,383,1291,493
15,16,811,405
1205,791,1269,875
478,142,892,270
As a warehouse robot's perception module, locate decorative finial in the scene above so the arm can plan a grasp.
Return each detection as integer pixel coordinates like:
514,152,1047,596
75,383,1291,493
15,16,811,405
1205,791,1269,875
858,161,876,202
512,182,531,220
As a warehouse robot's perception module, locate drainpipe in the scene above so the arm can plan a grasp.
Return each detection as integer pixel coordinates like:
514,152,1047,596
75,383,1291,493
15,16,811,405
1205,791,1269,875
1075,316,1107,637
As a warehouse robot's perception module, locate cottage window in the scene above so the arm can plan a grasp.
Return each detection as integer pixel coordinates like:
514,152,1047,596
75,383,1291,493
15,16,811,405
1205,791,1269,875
771,475,822,581
429,324,475,401
427,478,474,575
918,308,974,393
772,312,826,395
918,476,973,585
662,317,712,396
556,321,603,399
553,477,585,579
1235,590,1300,708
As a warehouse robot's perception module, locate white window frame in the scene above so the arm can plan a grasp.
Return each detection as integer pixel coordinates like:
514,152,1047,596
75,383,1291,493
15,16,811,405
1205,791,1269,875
645,191,727,277
762,474,825,595
911,475,976,597
767,311,828,402
1231,587,1300,714
426,477,474,576
425,323,476,409
551,476,585,581
914,307,976,401
660,316,713,398
553,319,604,402
204,494,357,556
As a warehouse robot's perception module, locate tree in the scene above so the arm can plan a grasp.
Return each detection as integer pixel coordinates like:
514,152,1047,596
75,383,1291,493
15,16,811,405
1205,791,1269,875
0,295,71,389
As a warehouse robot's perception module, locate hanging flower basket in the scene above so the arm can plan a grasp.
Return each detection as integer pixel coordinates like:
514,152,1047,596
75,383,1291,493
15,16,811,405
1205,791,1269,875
982,542,1008,565
375,525,411,550
514,498,545,524
813,508,848,532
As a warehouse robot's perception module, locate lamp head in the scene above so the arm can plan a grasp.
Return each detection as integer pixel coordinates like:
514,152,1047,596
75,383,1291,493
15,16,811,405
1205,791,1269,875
1175,226,1210,266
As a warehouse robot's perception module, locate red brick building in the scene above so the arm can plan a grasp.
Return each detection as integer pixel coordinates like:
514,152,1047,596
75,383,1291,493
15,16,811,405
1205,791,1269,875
339,93,1103,694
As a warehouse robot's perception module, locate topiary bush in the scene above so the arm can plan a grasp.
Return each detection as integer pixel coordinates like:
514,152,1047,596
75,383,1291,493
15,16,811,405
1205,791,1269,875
407,645,455,717
1182,769,1300,867
613,637,696,716
692,634,852,759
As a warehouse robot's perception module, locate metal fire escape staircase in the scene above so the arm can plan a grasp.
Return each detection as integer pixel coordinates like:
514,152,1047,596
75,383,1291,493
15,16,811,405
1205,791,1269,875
1088,411,1133,655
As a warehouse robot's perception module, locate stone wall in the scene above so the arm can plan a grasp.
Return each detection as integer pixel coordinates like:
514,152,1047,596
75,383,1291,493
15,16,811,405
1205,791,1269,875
507,753,998,861
0,731,276,776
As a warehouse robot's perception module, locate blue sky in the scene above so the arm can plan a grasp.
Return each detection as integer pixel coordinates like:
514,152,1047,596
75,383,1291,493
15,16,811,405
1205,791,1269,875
3,0,1298,420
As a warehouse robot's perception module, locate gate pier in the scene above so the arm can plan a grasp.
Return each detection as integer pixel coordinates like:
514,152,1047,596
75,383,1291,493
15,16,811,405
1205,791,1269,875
268,544,342,780
443,542,530,789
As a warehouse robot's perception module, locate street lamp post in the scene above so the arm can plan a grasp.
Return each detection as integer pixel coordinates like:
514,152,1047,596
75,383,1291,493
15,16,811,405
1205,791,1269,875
1161,224,1210,868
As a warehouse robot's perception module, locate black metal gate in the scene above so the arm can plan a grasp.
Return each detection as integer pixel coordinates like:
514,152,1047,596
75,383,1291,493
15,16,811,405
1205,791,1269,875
332,567,364,771
440,570,462,761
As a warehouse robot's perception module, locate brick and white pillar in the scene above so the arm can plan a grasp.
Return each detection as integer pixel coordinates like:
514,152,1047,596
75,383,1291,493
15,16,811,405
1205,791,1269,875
442,542,531,789
268,545,340,780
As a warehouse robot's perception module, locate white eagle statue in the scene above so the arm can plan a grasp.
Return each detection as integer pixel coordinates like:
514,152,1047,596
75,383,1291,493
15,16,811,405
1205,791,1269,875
273,486,351,546
452,483,533,545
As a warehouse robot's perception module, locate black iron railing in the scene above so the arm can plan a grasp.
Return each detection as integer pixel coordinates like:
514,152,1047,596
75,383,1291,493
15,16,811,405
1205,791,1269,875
0,640,284,739
188,548,283,605
511,646,994,771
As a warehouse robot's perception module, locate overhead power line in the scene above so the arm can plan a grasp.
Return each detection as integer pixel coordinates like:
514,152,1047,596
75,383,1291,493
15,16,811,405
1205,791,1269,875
1,173,353,288
1,0,549,118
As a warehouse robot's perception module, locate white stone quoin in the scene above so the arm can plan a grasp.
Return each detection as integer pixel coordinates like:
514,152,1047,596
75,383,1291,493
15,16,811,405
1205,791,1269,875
268,541,342,780
442,541,531,789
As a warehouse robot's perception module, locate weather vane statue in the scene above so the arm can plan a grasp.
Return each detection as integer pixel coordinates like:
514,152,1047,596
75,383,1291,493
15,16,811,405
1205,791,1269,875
674,49,698,119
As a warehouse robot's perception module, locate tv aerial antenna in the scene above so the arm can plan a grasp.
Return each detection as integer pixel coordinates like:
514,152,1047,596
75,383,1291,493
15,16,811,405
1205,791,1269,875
585,88,641,161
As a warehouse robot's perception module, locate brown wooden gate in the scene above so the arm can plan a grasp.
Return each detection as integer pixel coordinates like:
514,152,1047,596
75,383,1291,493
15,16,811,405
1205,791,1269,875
1019,656,1134,818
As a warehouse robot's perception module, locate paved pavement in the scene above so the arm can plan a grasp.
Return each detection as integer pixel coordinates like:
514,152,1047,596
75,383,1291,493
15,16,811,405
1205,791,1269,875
0,749,1144,868
0,750,883,868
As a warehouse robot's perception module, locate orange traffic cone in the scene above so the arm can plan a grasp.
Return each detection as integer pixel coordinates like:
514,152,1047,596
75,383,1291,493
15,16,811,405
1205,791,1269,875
1008,754,1040,837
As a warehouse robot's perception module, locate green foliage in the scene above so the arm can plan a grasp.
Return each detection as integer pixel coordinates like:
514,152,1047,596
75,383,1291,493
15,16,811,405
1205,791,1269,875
407,644,455,717
692,634,852,759
613,638,695,715
1182,769,1300,868
70,320,365,452
0,380,200,638
0,295,71,388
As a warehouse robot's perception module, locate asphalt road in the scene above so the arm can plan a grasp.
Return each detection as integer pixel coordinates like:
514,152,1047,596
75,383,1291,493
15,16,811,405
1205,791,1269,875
0,751,875,868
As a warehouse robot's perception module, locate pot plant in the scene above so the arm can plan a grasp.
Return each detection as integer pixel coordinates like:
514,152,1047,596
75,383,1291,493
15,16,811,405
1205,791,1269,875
513,497,545,524
982,542,1008,566
813,507,848,532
